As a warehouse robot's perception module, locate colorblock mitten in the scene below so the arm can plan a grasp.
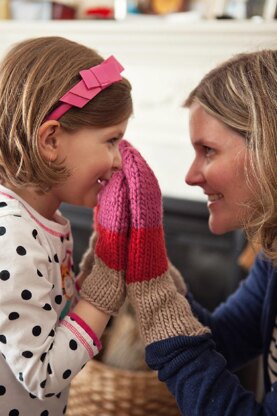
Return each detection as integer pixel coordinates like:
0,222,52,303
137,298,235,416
80,170,129,316
120,140,210,345
78,231,98,278
168,260,188,297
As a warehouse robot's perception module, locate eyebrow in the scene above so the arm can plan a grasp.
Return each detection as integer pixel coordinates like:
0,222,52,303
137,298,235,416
191,138,206,146
192,138,215,147
105,131,124,140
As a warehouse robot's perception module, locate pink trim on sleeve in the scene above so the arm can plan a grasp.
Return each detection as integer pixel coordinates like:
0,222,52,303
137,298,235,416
68,312,102,351
61,319,95,358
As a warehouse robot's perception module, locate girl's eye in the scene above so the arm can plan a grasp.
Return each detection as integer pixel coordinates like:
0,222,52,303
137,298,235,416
108,137,119,145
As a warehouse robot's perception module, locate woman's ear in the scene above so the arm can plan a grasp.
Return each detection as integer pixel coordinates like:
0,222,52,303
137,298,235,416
38,120,61,162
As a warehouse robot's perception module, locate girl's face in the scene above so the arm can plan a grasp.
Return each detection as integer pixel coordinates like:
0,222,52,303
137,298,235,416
185,103,254,235
52,119,128,209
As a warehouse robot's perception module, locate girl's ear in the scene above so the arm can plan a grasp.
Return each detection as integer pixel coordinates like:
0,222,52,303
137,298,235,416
38,120,61,162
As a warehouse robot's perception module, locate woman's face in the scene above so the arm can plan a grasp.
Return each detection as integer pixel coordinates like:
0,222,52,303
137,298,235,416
185,103,254,235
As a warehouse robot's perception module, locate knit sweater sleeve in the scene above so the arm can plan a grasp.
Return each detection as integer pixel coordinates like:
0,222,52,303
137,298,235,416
145,334,276,415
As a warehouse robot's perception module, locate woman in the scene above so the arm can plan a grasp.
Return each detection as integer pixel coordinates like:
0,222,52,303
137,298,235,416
124,49,277,415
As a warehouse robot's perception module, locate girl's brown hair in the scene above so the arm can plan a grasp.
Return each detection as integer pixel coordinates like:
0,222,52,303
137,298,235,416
0,36,133,191
184,49,277,264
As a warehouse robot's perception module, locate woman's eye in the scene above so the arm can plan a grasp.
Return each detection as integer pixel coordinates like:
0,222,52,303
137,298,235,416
203,146,214,156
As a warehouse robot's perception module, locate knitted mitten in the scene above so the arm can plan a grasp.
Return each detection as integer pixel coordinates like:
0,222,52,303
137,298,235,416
78,231,98,276
120,140,210,345
80,170,129,316
168,260,188,297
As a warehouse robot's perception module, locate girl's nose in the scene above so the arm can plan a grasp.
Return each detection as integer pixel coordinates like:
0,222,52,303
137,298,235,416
185,162,205,187
113,147,122,171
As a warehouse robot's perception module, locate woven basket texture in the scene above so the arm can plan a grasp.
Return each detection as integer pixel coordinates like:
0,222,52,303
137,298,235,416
67,358,181,416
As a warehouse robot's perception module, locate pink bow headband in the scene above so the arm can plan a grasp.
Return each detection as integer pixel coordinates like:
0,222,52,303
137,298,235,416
45,55,124,121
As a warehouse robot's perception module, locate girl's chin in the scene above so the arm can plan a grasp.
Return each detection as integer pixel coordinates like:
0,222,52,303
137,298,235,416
80,192,98,209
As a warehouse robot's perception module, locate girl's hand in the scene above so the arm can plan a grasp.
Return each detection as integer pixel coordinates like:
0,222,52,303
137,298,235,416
76,231,98,291
78,232,98,276
79,170,129,316
75,270,88,291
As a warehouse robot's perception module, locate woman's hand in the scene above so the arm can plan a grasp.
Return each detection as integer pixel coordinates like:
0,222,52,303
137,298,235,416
119,140,209,345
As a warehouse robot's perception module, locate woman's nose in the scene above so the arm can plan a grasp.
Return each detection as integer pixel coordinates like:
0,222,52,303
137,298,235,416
185,162,204,186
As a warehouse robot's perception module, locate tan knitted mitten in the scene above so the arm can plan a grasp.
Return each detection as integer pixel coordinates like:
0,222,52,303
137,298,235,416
78,232,98,276
168,260,188,297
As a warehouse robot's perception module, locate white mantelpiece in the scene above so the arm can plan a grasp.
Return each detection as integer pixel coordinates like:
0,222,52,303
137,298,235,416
0,18,276,200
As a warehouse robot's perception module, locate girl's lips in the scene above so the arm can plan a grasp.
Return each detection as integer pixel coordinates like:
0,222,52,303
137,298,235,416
97,178,108,187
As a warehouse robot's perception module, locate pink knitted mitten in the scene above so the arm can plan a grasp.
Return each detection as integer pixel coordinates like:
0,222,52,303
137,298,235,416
120,140,210,345
80,170,129,316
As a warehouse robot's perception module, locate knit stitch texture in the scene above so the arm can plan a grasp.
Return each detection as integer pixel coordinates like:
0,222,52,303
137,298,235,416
81,140,209,342
80,170,129,316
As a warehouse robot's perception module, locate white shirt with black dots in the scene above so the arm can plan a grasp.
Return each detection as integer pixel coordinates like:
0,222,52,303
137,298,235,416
0,185,100,416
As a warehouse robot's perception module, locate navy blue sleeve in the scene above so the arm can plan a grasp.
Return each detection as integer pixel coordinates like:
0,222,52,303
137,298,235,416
187,255,268,370
145,255,277,415
146,335,276,416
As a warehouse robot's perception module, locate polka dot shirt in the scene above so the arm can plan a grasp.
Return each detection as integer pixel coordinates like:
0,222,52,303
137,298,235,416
0,186,101,415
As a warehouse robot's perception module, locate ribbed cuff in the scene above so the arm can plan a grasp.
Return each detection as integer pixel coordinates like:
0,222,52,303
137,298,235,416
80,255,126,316
128,272,210,345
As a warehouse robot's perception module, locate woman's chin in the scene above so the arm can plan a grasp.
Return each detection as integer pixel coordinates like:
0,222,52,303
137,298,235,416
208,217,236,235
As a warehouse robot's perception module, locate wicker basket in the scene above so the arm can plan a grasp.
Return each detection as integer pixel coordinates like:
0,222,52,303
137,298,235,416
67,358,181,416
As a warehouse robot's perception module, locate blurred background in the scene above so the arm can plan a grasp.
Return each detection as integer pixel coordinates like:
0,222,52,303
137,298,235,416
1,0,277,21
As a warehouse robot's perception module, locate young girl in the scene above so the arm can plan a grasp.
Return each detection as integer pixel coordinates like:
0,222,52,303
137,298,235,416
0,36,132,415
82,49,277,414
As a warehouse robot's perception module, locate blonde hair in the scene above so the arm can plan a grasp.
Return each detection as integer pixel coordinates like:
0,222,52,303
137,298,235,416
184,49,277,265
0,36,133,191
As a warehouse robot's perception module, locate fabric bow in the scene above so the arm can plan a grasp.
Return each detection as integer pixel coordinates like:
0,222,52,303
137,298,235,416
45,56,124,121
